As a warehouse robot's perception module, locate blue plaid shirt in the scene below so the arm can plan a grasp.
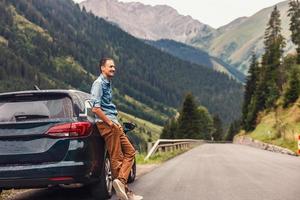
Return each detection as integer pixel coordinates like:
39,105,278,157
90,74,119,124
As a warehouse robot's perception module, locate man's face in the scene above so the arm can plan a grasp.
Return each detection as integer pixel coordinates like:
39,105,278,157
101,59,116,78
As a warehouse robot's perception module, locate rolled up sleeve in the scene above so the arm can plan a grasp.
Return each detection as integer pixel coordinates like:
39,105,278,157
90,80,102,108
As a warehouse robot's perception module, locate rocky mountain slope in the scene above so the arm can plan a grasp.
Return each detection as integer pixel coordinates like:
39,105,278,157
205,0,294,73
80,0,242,79
81,0,295,74
80,0,216,48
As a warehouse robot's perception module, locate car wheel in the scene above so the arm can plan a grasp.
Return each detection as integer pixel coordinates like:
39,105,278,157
127,158,136,183
89,153,113,199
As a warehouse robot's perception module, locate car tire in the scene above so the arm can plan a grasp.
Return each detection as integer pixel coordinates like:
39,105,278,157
127,158,136,183
89,153,113,199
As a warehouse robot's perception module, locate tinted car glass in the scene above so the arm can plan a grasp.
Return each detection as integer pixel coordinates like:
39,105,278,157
0,96,73,123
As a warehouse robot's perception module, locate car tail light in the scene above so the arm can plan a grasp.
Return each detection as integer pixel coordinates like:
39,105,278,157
46,122,92,138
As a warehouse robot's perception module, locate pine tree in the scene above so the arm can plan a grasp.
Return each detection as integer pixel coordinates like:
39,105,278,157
160,117,178,139
161,121,171,139
242,53,259,130
162,94,214,139
288,0,300,64
284,66,300,107
196,106,214,140
211,115,224,141
176,93,200,139
224,119,241,141
261,6,285,108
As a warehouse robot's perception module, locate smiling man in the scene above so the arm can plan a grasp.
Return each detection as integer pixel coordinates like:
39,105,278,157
91,58,143,200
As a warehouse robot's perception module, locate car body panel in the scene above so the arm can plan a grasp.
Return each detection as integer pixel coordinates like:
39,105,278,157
0,90,105,189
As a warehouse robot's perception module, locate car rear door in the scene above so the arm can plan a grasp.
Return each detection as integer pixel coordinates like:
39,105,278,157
0,92,75,165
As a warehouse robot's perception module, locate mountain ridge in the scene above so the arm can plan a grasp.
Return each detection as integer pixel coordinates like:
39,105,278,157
204,0,295,73
80,0,295,74
80,0,217,45
145,39,245,82
80,0,244,80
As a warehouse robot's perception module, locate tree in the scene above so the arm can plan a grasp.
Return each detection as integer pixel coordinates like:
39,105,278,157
284,66,300,107
224,119,241,141
260,6,285,108
195,106,214,140
211,115,223,141
288,0,300,64
160,117,178,139
176,93,200,139
242,53,259,130
162,93,214,139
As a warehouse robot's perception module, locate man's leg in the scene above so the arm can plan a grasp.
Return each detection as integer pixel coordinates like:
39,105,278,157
96,123,141,200
96,122,124,179
114,124,136,185
114,124,143,200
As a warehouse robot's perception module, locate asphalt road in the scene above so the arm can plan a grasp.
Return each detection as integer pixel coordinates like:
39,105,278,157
5,144,300,200
129,144,300,200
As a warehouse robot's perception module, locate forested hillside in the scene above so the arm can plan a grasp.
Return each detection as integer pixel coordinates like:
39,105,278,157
239,2,300,152
146,39,245,83
0,0,243,125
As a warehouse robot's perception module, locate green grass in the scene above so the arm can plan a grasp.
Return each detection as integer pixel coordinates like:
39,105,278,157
250,128,298,153
250,123,277,141
52,56,92,75
248,106,299,153
119,111,163,141
10,5,53,42
123,95,170,121
272,138,298,152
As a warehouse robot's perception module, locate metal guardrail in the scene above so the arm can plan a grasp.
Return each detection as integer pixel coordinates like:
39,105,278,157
144,139,203,160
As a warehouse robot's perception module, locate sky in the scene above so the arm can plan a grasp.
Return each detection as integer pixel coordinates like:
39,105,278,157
73,0,286,28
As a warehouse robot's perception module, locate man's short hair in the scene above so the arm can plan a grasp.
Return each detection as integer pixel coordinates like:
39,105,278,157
99,57,113,67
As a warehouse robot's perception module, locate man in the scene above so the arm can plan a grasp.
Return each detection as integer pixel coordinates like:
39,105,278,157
91,58,143,200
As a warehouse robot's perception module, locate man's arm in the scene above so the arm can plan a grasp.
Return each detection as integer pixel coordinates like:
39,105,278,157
92,107,114,127
90,80,114,127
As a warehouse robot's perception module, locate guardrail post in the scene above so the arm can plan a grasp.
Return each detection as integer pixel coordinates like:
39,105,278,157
147,142,153,154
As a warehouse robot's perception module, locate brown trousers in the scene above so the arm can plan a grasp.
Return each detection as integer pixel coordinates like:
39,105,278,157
96,122,136,185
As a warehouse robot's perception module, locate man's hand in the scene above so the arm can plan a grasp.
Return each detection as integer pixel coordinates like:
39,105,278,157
107,120,114,128
92,107,114,127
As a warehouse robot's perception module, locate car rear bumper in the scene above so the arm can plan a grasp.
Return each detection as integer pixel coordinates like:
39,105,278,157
0,161,99,189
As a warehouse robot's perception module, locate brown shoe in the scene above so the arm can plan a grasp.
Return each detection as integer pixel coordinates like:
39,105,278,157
113,179,128,200
127,190,143,200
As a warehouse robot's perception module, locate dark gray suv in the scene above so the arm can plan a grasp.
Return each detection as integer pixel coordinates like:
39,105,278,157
0,89,136,199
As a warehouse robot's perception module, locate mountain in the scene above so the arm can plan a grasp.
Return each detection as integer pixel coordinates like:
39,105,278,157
81,0,296,74
80,0,216,49
146,39,245,83
0,0,243,125
217,17,248,33
202,1,294,73
80,0,243,81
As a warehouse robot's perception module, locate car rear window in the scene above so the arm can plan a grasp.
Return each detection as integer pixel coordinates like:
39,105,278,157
0,95,73,123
